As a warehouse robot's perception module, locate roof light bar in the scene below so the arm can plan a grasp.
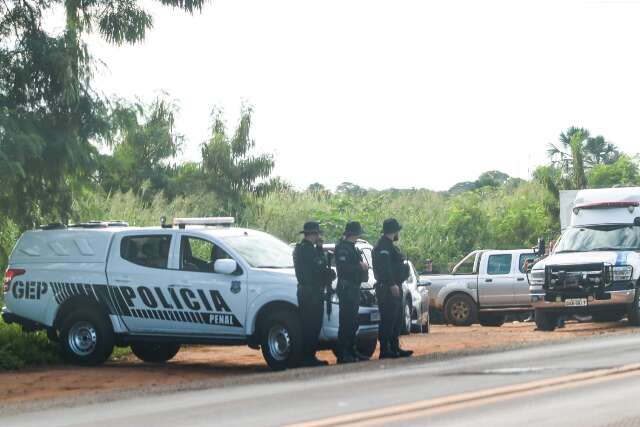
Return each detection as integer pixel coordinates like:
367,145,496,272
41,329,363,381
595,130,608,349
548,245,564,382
173,217,235,229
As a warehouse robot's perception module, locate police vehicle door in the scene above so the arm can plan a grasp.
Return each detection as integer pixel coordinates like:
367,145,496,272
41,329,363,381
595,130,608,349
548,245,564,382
106,230,180,333
477,252,516,307
173,234,247,336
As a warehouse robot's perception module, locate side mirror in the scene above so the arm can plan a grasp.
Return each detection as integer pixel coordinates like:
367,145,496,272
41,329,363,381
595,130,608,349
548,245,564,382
214,259,237,275
635,217,640,226
417,279,432,287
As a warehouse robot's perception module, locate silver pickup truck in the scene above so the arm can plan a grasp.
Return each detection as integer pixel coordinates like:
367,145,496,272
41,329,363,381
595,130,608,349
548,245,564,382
420,249,537,326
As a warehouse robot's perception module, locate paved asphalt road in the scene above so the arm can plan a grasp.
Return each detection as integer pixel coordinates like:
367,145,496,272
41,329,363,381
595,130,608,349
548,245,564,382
5,333,640,427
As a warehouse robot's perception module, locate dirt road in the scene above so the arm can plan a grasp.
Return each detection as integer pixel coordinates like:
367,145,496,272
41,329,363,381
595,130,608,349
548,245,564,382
1,321,635,405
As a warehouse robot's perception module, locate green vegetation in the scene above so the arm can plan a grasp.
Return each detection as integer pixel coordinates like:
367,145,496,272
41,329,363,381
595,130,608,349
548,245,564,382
0,320,61,369
2,0,640,369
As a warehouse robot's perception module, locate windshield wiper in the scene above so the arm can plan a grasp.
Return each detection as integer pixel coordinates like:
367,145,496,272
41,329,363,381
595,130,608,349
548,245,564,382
590,247,624,252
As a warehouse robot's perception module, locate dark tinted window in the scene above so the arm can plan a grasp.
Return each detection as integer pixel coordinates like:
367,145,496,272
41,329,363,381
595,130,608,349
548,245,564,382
518,253,537,273
487,254,512,275
120,235,172,269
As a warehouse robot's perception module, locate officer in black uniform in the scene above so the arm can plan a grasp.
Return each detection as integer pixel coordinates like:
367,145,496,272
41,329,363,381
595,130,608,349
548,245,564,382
372,218,413,359
335,221,370,364
293,221,335,367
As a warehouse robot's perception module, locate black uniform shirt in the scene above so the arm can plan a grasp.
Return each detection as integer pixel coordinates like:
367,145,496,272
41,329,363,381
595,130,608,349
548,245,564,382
372,236,409,288
293,239,331,289
335,239,364,287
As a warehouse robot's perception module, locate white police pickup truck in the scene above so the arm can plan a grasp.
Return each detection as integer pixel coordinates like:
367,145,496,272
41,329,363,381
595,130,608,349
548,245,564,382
2,218,379,370
530,188,640,331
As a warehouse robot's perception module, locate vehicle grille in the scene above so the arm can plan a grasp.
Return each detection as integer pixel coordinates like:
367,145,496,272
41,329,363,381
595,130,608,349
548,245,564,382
545,263,609,294
359,288,378,307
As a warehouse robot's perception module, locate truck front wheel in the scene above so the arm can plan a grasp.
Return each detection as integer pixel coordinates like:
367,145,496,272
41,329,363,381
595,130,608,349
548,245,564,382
60,307,114,366
444,294,477,326
131,343,181,363
627,288,640,326
534,309,557,331
260,310,303,371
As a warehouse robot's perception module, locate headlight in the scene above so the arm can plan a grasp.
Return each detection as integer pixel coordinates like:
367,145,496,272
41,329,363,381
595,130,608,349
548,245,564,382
529,270,545,285
612,265,633,281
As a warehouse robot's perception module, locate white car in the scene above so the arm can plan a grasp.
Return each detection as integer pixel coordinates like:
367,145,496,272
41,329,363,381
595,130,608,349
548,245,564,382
2,217,379,370
530,187,640,331
323,241,429,337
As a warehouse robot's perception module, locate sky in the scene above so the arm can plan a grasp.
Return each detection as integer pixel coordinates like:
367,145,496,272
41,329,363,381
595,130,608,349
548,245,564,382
82,0,640,191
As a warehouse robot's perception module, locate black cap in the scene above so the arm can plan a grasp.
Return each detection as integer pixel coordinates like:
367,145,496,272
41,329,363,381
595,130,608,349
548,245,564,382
300,221,323,235
343,221,363,237
382,218,402,234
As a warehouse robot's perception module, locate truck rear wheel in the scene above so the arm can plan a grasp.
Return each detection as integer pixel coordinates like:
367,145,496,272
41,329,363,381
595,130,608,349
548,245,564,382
131,343,181,363
479,314,505,327
534,309,557,331
444,294,477,326
260,310,303,371
627,288,640,326
60,307,114,366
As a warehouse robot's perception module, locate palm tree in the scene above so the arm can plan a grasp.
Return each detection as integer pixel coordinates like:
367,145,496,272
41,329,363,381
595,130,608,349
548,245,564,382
584,135,620,166
547,127,590,189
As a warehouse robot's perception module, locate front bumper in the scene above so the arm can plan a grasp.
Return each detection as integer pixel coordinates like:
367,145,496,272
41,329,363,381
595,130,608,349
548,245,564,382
320,305,379,341
530,288,635,310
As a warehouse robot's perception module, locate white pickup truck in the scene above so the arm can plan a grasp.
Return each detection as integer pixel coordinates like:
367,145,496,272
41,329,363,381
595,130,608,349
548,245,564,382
530,187,640,331
2,218,380,370
420,249,537,326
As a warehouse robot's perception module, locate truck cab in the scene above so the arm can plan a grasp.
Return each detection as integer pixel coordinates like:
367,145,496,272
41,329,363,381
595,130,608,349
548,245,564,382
530,187,640,331
420,249,536,326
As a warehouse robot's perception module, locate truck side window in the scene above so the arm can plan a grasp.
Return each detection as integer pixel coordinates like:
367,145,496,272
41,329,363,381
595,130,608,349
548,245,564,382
180,236,240,274
120,235,172,269
518,254,536,273
487,254,512,275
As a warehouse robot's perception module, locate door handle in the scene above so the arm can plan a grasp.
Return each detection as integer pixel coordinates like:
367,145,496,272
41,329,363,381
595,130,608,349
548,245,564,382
517,277,525,281
485,278,493,283
114,278,131,283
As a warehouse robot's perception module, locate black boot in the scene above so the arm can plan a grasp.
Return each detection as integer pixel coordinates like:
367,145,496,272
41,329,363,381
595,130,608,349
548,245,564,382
337,353,357,364
302,356,329,367
379,342,398,359
352,348,370,361
392,339,413,358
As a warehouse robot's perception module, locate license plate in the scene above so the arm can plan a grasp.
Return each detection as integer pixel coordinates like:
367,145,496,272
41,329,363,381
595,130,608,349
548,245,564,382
370,312,380,322
565,298,588,307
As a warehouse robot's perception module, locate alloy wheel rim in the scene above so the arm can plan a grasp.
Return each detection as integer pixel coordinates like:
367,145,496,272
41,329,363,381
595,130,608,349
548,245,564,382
451,301,470,321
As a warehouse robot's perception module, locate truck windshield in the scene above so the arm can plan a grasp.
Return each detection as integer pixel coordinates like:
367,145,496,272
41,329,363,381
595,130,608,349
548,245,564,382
220,233,294,269
555,225,640,253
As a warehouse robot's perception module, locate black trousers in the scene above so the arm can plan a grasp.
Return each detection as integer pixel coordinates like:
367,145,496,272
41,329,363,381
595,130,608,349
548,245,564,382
338,284,360,357
376,285,402,351
297,285,324,359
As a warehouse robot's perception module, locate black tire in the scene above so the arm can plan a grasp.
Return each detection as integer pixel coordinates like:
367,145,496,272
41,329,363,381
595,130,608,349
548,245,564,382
444,294,478,326
592,312,625,323
260,310,303,371
479,314,505,327
356,337,377,358
627,288,640,326
534,309,557,331
131,343,181,363
60,307,114,366
401,298,412,335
